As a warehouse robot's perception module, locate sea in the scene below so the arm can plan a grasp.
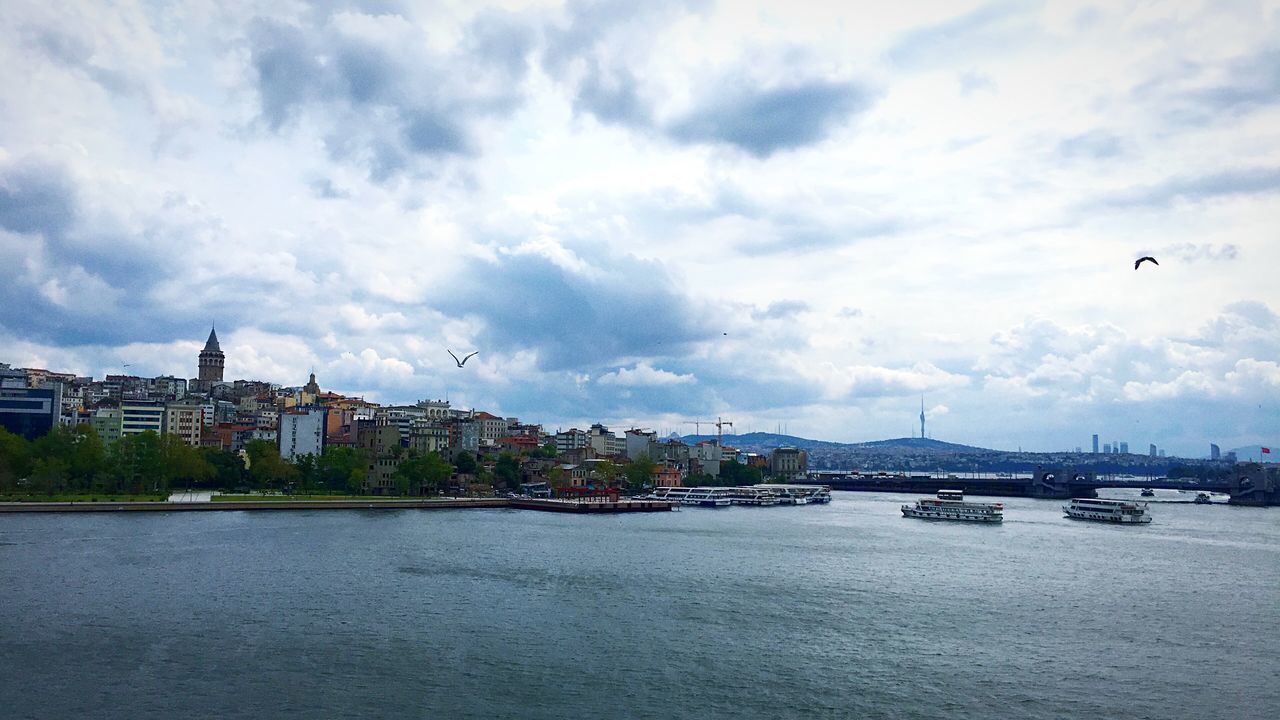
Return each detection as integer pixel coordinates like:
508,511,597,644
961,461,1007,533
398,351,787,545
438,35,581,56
1,489,1277,719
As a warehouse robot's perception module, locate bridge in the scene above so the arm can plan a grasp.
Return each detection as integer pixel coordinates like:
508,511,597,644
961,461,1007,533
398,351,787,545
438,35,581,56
802,463,1280,506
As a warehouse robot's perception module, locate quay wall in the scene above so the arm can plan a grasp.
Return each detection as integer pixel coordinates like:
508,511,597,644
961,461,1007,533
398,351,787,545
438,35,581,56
0,498,678,514
0,498,510,513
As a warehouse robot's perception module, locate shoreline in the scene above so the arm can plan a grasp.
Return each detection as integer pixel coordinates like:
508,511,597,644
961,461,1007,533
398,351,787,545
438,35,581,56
0,497,675,514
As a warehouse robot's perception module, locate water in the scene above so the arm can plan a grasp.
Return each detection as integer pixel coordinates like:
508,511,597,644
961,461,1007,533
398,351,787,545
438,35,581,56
1,493,1277,719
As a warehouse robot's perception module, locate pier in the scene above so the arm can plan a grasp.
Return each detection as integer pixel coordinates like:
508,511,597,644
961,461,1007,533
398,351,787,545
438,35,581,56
803,464,1280,506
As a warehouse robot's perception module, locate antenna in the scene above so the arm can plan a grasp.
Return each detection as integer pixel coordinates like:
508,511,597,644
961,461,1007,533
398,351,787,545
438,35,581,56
920,395,926,441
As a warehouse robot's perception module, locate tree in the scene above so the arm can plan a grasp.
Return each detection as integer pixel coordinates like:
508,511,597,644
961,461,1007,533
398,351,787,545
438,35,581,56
201,447,247,490
540,443,559,459
0,427,32,492
244,439,297,490
393,451,452,496
110,431,166,494
315,446,369,494
548,465,569,490
494,452,520,489
718,461,763,487
453,451,478,476
623,455,656,491
594,459,620,488
160,435,214,488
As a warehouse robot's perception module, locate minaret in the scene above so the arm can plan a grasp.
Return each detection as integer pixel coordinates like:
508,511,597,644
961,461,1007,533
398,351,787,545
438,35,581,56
198,325,225,382
920,396,926,440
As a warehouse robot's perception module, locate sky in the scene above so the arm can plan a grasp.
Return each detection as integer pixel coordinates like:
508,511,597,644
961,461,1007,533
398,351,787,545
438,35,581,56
0,0,1277,456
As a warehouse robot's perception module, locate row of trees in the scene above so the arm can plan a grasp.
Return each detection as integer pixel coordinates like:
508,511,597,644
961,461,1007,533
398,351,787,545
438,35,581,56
0,425,376,496
1,424,749,498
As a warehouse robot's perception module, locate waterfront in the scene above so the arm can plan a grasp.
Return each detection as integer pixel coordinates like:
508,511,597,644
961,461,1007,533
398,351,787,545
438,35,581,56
1,492,1277,719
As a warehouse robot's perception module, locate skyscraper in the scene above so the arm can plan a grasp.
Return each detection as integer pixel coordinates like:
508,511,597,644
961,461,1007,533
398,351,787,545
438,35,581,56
198,326,225,382
1211,443,1221,460
1092,434,1099,454
1149,444,1157,457
1119,441,1129,454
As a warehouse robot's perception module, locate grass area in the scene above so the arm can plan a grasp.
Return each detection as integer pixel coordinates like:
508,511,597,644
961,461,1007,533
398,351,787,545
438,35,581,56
211,494,422,502
0,494,167,503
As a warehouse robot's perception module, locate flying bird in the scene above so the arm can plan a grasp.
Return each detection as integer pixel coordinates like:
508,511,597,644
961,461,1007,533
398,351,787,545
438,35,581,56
448,350,478,368
1134,256,1158,270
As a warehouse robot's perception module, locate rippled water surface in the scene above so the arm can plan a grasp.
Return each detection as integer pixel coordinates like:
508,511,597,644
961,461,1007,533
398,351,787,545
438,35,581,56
2,492,1277,719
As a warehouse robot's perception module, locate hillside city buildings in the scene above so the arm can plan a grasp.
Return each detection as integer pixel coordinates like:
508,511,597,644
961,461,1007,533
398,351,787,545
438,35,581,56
0,327,797,494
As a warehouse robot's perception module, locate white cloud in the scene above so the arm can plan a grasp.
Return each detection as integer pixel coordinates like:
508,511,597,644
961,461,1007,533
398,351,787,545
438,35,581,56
598,362,695,387
0,1,1277,454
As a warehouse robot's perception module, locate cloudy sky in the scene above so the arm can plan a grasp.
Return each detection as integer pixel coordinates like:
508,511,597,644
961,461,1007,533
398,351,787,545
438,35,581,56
1,0,1277,455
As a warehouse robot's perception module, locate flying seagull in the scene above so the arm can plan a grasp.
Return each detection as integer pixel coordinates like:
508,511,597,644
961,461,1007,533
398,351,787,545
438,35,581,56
1134,256,1158,270
447,350,478,368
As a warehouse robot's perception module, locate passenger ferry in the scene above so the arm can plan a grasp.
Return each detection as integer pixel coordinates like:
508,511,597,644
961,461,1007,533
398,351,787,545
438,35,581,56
647,487,733,508
728,488,780,506
1063,498,1151,523
901,490,1003,523
754,484,831,505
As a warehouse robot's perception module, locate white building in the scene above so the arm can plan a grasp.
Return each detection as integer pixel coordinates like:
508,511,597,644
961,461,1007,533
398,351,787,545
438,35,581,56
279,406,326,461
164,401,204,447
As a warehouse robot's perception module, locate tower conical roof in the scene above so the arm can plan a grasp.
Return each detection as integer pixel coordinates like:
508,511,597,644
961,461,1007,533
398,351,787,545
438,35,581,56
202,326,221,353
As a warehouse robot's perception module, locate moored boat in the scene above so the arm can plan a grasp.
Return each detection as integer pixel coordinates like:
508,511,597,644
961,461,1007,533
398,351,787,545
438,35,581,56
1064,497,1151,523
901,489,1003,523
1193,492,1212,505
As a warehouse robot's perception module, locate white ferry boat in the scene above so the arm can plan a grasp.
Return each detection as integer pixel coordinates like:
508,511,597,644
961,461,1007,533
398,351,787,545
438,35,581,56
1063,498,1151,523
754,484,830,505
729,488,781,506
901,490,1003,523
648,487,733,508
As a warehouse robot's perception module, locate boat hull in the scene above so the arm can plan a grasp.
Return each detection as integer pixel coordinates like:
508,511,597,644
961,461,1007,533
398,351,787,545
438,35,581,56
1064,509,1151,523
901,506,1002,522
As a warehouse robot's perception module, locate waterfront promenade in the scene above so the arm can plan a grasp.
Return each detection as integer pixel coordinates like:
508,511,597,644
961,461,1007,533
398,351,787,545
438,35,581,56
0,497,675,514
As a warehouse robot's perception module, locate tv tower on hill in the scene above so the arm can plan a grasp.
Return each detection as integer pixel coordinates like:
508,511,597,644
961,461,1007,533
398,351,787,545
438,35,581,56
920,396,926,440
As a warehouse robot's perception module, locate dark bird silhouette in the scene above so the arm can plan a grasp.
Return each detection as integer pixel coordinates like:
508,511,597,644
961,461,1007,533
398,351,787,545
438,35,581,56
1134,256,1158,270
448,350,478,368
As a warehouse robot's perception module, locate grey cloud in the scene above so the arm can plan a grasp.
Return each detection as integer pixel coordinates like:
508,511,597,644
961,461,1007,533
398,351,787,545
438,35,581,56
1179,49,1280,116
0,159,77,237
1057,130,1125,160
540,1,871,156
247,19,321,130
29,27,138,96
666,79,874,158
887,1,1035,70
735,214,901,256
751,300,810,321
575,59,651,125
309,178,350,199
1098,167,1280,209
0,158,278,347
838,307,863,318
958,69,996,95
465,10,537,80
244,10,535,179
436,248,713,371
1160,242,1238,263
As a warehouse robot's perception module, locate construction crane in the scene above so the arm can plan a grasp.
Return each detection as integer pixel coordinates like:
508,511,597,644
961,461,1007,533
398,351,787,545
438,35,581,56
715,417,734,443
683,420,710,437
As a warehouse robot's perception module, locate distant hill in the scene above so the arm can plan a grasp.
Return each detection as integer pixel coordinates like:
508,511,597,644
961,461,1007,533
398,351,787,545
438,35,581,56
678,433,996,454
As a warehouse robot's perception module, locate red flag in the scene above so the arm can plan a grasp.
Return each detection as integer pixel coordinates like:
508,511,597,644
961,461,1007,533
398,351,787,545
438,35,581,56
1263,447,1272,454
